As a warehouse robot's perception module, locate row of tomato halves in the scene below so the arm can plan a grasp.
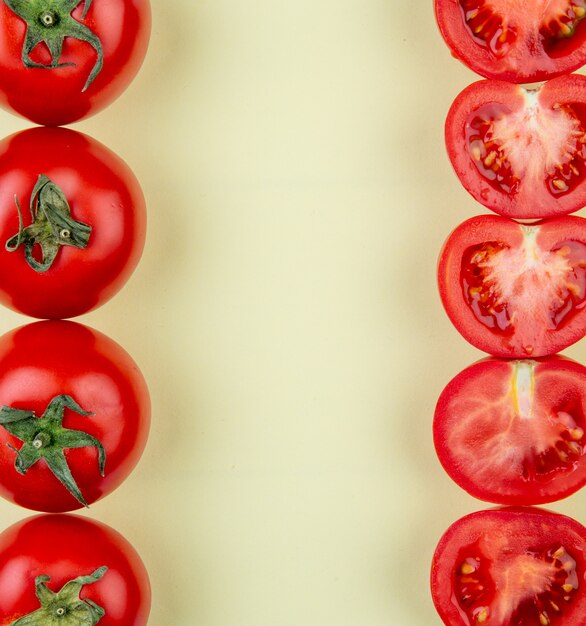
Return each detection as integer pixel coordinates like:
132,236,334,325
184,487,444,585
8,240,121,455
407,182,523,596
0,2,153,625
431,2,586,626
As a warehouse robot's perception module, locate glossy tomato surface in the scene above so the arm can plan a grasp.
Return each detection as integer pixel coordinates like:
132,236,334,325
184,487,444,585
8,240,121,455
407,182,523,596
0,0,150,126
0,126,146,319
435,356,586,505
434,0,586,83
438,214,586,358
431,507,586,626
0,320,150,512
0,514,150,625
446,76,586,219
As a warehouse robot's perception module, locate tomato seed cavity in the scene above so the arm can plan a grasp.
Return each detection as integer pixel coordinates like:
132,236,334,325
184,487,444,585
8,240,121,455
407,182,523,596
540,1,586,53
459,1,586,57
520,403,586,483
462,241,513,334
454,551,493,622
459,0,517,56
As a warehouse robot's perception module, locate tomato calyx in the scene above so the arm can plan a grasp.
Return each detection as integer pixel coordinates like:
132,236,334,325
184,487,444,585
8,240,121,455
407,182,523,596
3,0,103,91
5,174,92,273
0,394,105,507
11,565,108,625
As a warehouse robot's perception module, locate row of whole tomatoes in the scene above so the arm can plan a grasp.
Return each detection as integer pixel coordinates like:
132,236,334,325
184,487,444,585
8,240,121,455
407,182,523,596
0,3,153,624
432,2,586,626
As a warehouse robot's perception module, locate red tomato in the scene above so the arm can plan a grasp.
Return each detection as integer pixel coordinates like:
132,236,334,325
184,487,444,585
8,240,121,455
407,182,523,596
434,355,586,505
431,507,586,626
0,513,150,625
0,320,150,512
438,214,586,358
446,75,586,220
0,0,150,126
0,126,146,319
434,0,586,83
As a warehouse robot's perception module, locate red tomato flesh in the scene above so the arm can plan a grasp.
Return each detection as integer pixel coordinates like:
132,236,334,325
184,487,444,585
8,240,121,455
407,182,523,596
431,508,586,626
446,75,586,219
434,356,586,505
434,0,586,83
438,214,586,357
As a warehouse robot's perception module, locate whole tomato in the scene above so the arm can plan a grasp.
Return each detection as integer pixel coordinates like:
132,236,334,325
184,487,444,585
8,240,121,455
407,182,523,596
0,126,146,319
0,513,150,625
0,320,150,512
0,0,151,126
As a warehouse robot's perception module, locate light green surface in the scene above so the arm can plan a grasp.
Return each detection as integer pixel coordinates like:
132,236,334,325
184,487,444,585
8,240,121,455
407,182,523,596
0,1,585,624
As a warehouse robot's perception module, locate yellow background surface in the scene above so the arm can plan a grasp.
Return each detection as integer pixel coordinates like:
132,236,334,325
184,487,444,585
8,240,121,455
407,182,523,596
0,1,585,624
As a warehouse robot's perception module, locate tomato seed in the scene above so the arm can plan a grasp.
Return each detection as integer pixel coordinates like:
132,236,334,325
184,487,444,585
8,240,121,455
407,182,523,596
554,546,567,559
550,600,561,612
567,441,582,455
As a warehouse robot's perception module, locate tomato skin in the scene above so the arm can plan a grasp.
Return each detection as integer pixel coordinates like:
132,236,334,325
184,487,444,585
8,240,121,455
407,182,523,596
434,0,586,84
434,355,586,505
446,76,586,220
0,0,151,126
0,126,146,319
438,214,586,358
0,320,150,512
0,513,150,626
431,507,586,626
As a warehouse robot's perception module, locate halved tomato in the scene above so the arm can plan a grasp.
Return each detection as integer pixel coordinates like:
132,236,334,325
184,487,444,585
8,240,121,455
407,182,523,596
438,214,586,357
446,75,586,219
434,0,586,83
431,507,586,626
434,355,586,505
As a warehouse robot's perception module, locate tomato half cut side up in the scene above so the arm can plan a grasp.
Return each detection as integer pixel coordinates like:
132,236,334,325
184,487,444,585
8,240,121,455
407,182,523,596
431,507,586,626
438,214,586,358
446,75,586,219
434,0,586,83
434,355,586,505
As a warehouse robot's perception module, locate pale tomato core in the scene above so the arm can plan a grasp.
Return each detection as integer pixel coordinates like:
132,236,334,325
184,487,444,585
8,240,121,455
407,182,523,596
461,226,586,353
466,91,586,198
